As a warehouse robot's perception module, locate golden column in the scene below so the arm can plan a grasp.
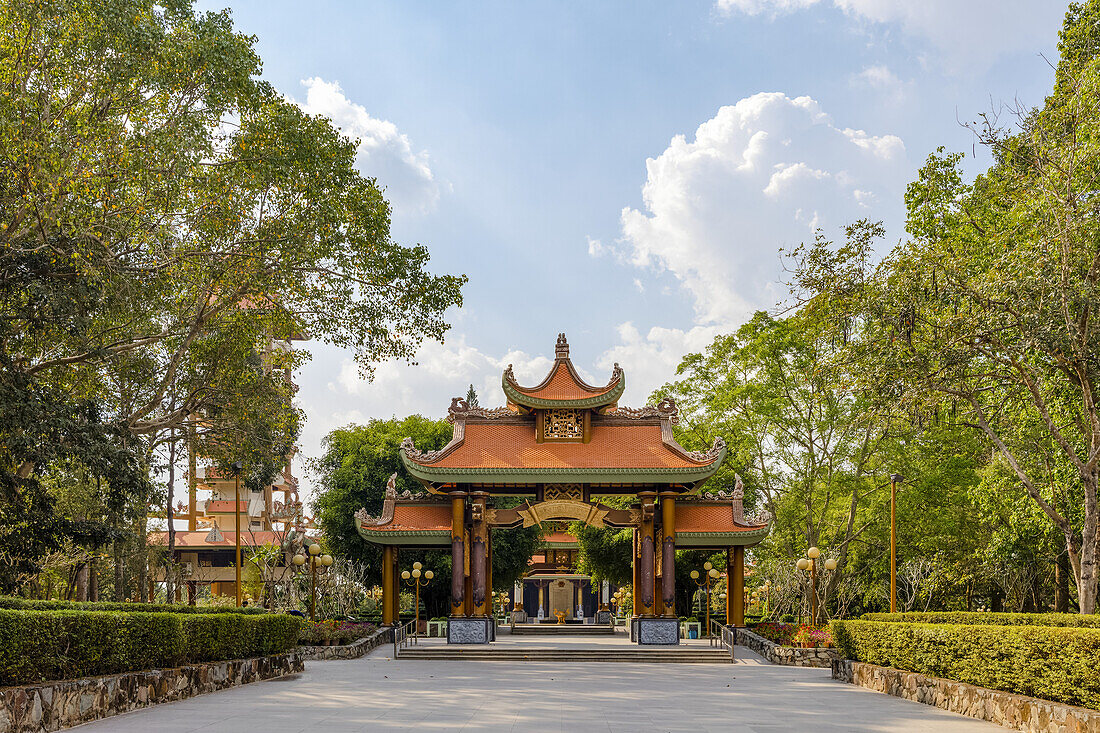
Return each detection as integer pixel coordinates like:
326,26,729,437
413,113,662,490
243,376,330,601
450,494,466,616
728,545,745,627
486,527,493,611
382,545,396,626
660,493,676,617
638,492,656,616
632,529,641,617
471,493,489,617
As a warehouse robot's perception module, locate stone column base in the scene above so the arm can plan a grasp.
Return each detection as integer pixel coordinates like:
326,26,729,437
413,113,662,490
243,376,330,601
447,616,495,644
635,617,679,645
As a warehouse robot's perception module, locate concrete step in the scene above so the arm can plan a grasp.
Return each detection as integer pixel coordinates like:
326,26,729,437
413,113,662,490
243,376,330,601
395,648,733,664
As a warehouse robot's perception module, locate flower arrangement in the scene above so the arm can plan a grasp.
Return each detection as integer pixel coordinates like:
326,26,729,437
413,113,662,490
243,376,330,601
750,621,832,647
792,625,833,648
751,621,797,645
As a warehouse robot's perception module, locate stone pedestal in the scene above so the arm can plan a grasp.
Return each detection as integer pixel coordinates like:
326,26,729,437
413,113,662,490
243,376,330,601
635,617,679,645
447,617,495,644
596,610,612,625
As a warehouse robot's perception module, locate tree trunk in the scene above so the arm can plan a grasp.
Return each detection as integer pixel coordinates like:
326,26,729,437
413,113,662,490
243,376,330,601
1079,471,1099,614
166,431,176,604
1055,552,1070,612
89,556,98,602
74,563,88,602
113,539,125,601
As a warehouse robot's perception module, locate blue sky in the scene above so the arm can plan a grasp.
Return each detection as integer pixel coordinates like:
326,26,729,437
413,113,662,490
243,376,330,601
198,0,1066,497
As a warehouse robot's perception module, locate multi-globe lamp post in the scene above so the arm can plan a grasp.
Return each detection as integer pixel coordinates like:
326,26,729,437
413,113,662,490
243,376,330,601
401,561,432,636
690,562,720,637
750,580,772,617
612,587,628,616
795,547,836,624
292,543,333,622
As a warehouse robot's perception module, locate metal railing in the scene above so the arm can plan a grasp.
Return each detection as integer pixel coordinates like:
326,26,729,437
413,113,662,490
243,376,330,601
709,618,736,662
392,619,418,658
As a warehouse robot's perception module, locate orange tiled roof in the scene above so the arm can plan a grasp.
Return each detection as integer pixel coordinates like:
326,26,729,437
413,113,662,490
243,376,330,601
675,505,763,533
205,500,248,512
385,505,452,532
543,531,578,544
512,361,617,401
424,422,706,470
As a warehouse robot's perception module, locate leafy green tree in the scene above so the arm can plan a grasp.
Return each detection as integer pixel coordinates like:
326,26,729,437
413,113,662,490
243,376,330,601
0,0,464,592
311,417,542,608
791,2,1100,609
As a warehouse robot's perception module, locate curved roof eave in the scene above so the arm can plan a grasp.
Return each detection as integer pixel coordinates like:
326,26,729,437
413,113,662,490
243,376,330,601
501,373,626,409
399,443,726,485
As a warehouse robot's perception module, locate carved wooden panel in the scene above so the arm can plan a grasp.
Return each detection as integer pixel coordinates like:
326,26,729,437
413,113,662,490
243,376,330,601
543,484,583,501
544,409,583,439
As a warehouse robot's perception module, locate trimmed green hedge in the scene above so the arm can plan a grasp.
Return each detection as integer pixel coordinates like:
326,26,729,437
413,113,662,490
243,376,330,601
0,609,301,686
861,611,1100,628
832,619,1100,710
0,597,268,614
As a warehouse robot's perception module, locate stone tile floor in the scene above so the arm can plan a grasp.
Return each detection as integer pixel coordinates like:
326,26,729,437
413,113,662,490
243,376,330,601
72,634,1003,732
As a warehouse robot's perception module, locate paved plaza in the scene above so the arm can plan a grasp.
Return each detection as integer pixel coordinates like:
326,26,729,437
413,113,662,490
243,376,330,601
73,633,1002,733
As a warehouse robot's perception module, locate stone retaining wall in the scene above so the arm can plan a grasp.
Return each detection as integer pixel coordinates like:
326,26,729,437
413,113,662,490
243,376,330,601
0,652,302,733
298,627,392,661
735,628,839,667
832,659,1100,733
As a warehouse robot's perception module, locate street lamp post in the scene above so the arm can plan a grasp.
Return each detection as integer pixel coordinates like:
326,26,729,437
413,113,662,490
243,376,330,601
231,461,243,607
796,548,837,624
292,543,333,622
612,588,627,616
401,561,433,636
890,473,904,613
690,562,720,637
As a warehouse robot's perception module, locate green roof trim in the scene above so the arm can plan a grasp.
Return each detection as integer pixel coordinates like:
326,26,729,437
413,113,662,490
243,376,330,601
502,372,625,409
543,540,579,549
355,525,450,547
676,525,771,547
400,444,726,486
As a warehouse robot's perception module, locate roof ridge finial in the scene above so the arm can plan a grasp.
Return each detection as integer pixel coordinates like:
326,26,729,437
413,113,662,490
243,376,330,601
555,332,569,358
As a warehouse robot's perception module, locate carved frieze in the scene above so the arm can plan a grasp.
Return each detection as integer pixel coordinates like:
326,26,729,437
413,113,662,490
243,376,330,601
544,409,583,439
543,484,583,501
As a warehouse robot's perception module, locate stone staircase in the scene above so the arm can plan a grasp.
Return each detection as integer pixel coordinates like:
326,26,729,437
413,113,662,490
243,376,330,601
395,646,734,663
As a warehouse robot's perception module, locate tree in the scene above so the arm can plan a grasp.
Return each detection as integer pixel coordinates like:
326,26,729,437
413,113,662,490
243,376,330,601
659,306,898,610
465,385,479,408
0,0,464,592
311,416,542,601
790,9,1100,607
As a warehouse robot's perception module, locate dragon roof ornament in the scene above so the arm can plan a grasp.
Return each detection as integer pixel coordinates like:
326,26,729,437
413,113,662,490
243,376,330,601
400,437,446,463
446,397,514,424
694,473,773,527
612,397,679,424
354,472,435,528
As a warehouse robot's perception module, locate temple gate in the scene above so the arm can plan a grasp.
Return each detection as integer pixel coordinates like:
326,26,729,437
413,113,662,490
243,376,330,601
355,334,771,644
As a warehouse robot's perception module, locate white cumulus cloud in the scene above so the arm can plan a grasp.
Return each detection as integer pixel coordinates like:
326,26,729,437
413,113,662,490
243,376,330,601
612,92,906,325
714,0,1064,69
297,77,441,214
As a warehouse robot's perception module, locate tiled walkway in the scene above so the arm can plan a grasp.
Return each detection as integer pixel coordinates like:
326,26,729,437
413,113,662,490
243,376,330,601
73,631,1003,732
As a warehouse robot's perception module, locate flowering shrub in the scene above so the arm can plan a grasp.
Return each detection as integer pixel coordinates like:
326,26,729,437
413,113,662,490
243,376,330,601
751,621,797,645
750,622,832,647
792,625,833,647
